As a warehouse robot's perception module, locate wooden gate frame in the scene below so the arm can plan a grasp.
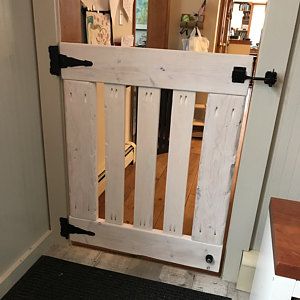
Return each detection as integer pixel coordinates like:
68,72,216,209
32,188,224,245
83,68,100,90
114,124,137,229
61,43,252,273
25,0,299,286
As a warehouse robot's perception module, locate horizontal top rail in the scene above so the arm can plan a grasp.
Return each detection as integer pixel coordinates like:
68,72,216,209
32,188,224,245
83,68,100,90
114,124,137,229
60,43,252,96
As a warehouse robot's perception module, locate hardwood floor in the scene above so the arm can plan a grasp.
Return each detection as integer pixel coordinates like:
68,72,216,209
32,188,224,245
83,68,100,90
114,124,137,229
99,139,202,235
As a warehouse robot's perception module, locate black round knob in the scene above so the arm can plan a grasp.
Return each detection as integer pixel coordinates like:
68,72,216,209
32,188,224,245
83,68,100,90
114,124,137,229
206,254,214,264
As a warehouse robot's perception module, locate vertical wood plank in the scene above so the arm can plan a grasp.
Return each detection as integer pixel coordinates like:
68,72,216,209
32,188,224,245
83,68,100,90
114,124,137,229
104,84,126,225
192,94,246,245
64,80,98,221
163,91,196,236
134,88,161,229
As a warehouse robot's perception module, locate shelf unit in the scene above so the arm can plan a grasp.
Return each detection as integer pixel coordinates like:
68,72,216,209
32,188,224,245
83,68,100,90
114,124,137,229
193,103,206,138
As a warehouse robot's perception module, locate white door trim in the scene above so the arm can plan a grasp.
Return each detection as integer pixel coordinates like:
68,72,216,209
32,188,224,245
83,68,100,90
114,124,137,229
222,0,300,282
32,0,68,239
0,1,68,296
0,231,52,298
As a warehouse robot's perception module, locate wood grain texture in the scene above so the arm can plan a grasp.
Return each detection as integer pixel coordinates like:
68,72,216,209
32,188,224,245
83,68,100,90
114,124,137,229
99,140,202,236
147,0,170,49
183,194,196,237
192,94,246,245
134,88,161,230
60,43,252,96
163,91,196,235
64,80,98,221
270,198,300,281
104,84,126,225
69,216,223,272
59,0,83,43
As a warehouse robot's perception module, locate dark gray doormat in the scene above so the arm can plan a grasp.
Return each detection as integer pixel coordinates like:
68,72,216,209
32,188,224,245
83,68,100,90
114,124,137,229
3,256,230,300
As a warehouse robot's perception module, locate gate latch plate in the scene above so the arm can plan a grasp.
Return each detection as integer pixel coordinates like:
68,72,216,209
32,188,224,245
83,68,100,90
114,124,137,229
232,66,277,87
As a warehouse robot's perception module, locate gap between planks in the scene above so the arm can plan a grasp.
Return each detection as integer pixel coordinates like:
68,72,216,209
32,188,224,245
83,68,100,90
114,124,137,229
99,139,202,236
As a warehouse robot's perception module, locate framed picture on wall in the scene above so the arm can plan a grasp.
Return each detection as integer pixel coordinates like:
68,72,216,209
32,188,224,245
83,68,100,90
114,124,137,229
86,10,113,46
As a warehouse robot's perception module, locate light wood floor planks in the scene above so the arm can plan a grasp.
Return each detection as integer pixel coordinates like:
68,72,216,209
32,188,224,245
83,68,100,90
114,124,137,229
99,139,202,235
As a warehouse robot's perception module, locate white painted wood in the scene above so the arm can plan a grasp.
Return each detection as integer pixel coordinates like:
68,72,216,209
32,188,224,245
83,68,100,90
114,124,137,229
293,281,300,298
223,0,300,282
104,84,126,225
32,0,68,239
250,215,297,300
236,250,259,293
252,13,300,250
69,216,223,272
134,88,161,229
97,84,132,177
0,231,52,298
0,0,52,291
64,80,98,221
60,43,252,96
192,94,246,245
163,91,196,235
32,0,300,287
1,0,67,298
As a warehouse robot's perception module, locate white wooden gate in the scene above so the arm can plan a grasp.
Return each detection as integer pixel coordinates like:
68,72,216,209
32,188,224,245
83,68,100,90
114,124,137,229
61,43,252,273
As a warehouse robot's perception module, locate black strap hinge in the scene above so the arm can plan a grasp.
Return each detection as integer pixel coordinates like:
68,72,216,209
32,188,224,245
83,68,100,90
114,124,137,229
49,46,93,76
232,66,277,87
60,217,95,240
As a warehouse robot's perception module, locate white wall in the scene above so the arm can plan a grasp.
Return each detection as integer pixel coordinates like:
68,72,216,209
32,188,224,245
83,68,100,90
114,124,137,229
0,0,50,275
252,15,300,250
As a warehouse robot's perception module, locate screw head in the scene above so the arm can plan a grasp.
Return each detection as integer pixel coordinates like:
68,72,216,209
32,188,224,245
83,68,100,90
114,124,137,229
206,254,214,264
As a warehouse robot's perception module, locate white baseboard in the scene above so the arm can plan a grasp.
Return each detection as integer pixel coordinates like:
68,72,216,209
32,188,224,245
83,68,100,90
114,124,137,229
0,230,53,298
236,250,259,293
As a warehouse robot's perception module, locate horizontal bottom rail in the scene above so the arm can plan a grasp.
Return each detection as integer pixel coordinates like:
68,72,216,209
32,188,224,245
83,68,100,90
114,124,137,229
69,217,222,272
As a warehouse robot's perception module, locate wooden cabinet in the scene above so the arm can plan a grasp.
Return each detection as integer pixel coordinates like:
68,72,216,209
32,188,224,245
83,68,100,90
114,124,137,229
227,39,251,55
251,198,300,299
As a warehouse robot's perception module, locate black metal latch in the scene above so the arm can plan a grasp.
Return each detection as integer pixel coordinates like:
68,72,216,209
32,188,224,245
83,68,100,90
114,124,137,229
60,217,95,240
49,46,93,76
232,66,277,87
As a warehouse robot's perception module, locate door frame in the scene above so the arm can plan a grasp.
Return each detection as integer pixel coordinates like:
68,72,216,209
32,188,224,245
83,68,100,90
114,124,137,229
146,0,171,49
222,0,300,282
0,1,68,297
215,0,232,53
28,0,300,284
